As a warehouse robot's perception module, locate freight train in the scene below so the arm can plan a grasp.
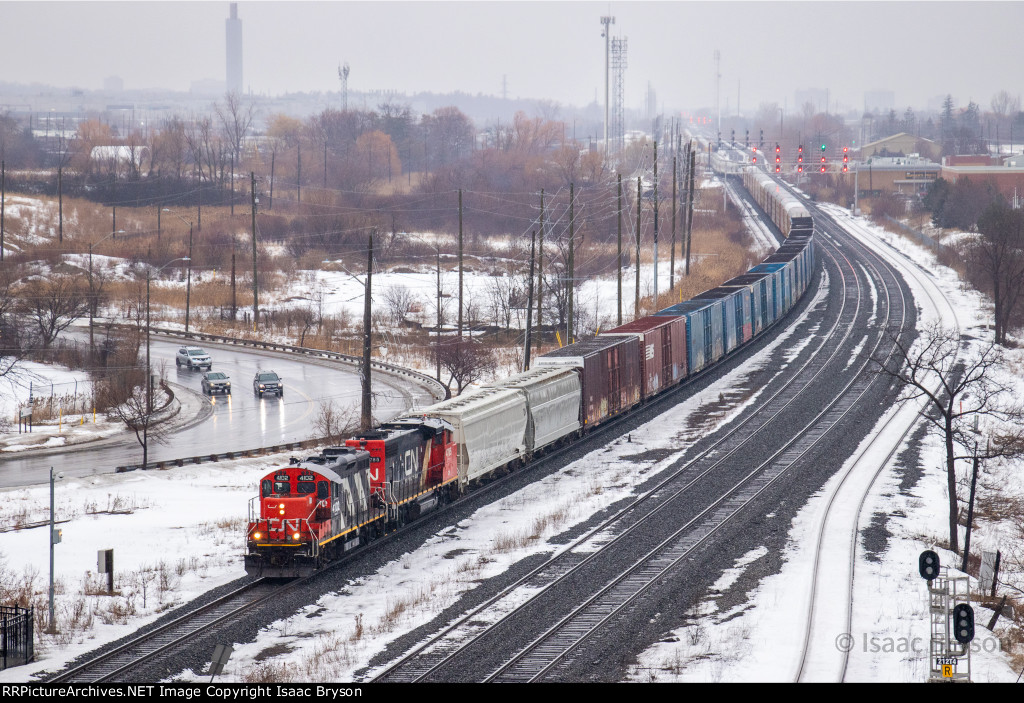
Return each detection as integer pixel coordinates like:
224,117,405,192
245,168,815,578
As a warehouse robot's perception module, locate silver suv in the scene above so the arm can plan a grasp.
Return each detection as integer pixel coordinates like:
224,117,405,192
201,371,231,395
176,346,212,370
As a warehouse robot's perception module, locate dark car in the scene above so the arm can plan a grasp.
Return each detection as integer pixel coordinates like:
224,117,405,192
254,371,283,397
201,371,231,395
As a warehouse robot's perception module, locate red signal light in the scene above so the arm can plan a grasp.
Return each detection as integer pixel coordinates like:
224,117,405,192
820,165,826,173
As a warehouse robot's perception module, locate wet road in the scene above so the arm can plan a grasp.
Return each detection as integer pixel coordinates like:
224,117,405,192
0,337,436,488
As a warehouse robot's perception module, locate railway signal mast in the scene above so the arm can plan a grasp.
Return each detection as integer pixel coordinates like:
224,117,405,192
918,550,974,682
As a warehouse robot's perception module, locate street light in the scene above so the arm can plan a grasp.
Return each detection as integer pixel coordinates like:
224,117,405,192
163,209,195,333
48,466,64,633
146,257,191,415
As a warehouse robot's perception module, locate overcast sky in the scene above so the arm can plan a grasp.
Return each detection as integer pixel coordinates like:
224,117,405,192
2,1,1022,115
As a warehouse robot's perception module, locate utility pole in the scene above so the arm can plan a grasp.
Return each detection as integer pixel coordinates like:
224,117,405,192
297,146,301,204
458,189,464,338
1,160,5,262
685,143,696,275
230,153,235,216
435,245,442,382
48,467,59,634
251,172,259,328
58,167,63,243
617,173,623,326
524,229,535,371
670,152,677,290
269,152,275,210
185,221,194,332
653,141,659,303
635,176,641,318
156,203,161,240
567,183,575,344
361,229,373,430
112,205,116,240
231,246,237,320
535,189,544,354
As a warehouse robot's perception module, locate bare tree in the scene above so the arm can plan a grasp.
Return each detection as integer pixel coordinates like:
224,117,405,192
0,266,30,381
969,200,1024,345
314,399,360,444
216,92,255,165
106,378,173,466
17,274,89,350
872,323,1024,552
383,284,416,327
437,338,496,395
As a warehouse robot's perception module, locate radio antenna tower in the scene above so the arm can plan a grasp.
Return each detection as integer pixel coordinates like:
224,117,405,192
611,36,627,155
601,15,614,155
714,49,721,137
338,62,350,111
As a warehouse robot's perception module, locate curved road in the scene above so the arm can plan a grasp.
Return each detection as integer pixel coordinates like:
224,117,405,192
0,337,438,488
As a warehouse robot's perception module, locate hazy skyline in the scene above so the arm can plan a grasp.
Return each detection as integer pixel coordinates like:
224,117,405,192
2,1,1022,115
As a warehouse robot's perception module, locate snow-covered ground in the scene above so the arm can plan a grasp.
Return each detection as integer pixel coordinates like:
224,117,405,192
2,199,1022,683
625,208,1024,682
0,266,830,682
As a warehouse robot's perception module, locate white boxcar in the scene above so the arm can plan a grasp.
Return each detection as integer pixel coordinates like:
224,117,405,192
418,387,528,488
484,366,582,454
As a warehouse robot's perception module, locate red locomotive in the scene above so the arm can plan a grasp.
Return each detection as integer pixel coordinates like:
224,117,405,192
246,417,456,577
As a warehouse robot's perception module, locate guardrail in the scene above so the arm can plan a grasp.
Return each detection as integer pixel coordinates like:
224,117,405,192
98,323,447,401
116,437,327,473
102,324,447,473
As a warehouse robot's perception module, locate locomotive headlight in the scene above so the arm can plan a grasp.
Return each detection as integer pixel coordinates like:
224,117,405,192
253,531,261,540
292,532,300,540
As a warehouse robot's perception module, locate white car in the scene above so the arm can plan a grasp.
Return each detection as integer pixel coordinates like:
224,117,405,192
176,346,212,370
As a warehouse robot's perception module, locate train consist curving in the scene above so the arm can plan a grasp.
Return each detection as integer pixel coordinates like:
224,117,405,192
245,172,816,578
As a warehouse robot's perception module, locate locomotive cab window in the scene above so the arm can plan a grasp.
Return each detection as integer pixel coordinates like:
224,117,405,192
317,481,329,500
273,481,291,495
296,482,316,495
261,480,272,497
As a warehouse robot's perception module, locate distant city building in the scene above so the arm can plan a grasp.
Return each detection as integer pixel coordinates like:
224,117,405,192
941,161,1024,201
864,90,895,114
226,3,243,94
860,132,940,162
857,155,940,196
104,76,124,93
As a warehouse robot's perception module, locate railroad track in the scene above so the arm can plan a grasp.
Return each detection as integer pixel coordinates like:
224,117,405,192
48,580,282,683
792,201,963,682
373,218,901,682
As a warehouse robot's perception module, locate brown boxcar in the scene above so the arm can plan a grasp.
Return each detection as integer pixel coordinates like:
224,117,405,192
535,335,641,427
601,315,687,400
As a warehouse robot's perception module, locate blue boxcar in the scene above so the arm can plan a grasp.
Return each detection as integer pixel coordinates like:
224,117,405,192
653,299,724,374
748,262,789,319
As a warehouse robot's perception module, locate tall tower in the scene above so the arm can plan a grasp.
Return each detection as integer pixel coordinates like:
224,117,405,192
611,37,627,154
600,16,614,155
226,3,243,94
338,62,350,111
